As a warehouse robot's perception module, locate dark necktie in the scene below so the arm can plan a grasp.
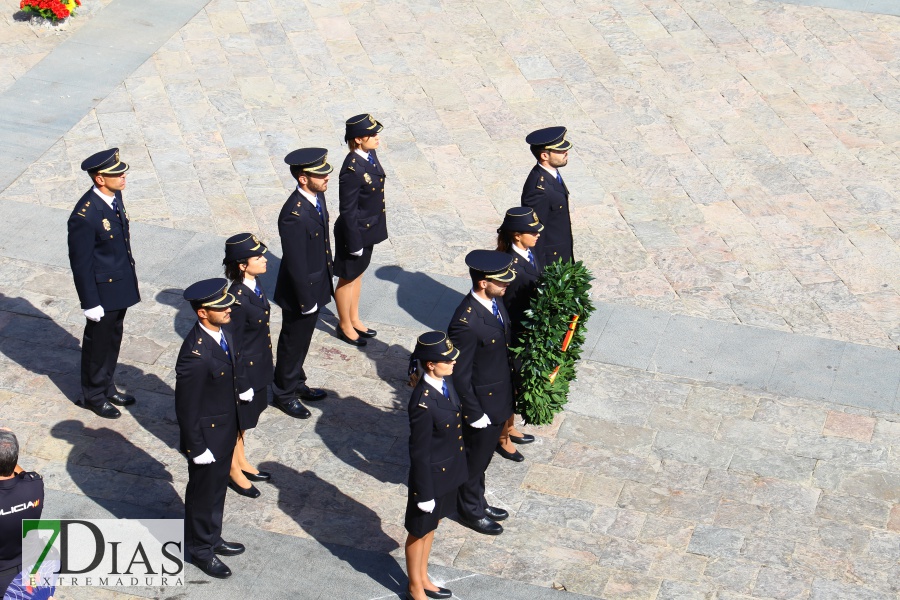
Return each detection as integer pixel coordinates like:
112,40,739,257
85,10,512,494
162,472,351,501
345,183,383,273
367,153,375,166
492,299,503,325
314,199,323,222
556,171,563,186
254,282,263,298
111,197,119,217
527,249,536,268
442,380,449,398
219,335,230,357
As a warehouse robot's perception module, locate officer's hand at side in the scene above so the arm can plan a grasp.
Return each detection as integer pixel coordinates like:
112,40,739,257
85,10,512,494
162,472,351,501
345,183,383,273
350,248,364,257
469,414,491,429
238,388,254,402
417,499,435,513
192,449,215,464
84,306,105,322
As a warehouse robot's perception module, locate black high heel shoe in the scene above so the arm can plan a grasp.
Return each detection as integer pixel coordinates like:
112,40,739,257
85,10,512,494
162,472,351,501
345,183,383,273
338,330,367,347
354,327,377,338
228,479,260,498
242,469,270,482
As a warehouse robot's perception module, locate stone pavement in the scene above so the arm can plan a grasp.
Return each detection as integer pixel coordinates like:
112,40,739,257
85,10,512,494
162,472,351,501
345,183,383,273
1,0,900,599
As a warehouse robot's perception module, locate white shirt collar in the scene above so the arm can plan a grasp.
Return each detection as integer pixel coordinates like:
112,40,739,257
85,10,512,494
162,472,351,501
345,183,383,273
242,274,257,290
469,290,495,313
296,186,319,206
354,148,370,161
92,187,116,209
512,244,531,261
422,373,445,396
538,163,558,178
198,322,222,344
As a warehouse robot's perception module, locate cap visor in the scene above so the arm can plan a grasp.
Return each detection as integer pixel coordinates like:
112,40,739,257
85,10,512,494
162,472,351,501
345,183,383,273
99,162,129,174
306,163,333,175
204,293,237,309
488,269,516,283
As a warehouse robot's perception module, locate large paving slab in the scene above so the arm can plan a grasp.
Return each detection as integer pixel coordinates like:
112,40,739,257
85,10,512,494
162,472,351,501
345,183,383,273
3,0,900,350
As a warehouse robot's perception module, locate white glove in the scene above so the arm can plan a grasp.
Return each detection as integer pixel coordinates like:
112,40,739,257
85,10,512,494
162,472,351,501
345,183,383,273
301,303,318,315
239,388,254,402
84,305,105,322
350,248,364,257
417,499,435,513
192,449,215,465
469,414,491,429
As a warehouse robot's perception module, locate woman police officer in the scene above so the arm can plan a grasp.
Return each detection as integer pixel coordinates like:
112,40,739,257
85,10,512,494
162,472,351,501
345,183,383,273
404,331,467,600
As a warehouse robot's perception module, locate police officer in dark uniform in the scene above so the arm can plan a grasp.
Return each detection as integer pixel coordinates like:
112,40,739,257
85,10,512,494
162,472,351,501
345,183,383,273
175,279,245,579
494,207,543,462
0,430,44,596
272,149,334,419
448,250,516,536
223,233,273,498
404,331,466,600
333,113,387,346
521,126,574,265
67,148,140,419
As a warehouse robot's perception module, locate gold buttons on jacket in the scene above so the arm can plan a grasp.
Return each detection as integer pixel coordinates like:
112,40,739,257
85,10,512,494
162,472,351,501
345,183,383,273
221,372,225,376
458,435,462,440
446,424,449,428
249,362,254,366
211,424,215,428
441,467,446,472
108,279,112,282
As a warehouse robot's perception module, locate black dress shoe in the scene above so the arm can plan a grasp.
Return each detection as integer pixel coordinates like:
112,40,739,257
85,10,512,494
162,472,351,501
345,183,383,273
509,433,535,444
495,444,524,462
424,587,452,599
242,469,270,482
354,327,377,338
228,479,261,498
213,540,245,556
338,330,367,347
83,401,121,419
107,392,136,406
460,516,503,535
485,506,509,521
298,388,326,401
194,555,231,579
273,398,311,418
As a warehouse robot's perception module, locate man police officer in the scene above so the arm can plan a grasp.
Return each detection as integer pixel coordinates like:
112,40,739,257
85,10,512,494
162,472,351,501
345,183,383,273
521,126,574,265
67,148,140,419
448,250,517,536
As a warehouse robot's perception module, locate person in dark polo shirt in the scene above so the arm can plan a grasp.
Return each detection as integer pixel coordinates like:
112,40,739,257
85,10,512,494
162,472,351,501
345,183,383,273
0,430,44,595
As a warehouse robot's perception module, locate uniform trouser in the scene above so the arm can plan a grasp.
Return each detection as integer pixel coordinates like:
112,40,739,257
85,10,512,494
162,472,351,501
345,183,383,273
457,421,504,521
80,308,126,406
184,448,234,562
271,309,317,402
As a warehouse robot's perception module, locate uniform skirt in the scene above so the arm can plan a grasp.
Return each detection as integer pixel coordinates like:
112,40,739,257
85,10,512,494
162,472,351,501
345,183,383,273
333,244,373,280
236,387,267,431
404,488,457,538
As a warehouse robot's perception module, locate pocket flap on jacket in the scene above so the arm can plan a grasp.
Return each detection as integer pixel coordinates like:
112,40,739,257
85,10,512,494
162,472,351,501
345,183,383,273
95,270,122,283
199,413,229,429
431,455,454,473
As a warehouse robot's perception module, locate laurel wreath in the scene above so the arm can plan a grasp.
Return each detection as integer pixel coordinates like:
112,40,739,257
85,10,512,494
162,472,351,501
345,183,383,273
510,260,595,425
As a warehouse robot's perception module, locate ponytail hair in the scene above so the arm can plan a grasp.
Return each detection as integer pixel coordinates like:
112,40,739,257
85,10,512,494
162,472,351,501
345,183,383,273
407,356,424,387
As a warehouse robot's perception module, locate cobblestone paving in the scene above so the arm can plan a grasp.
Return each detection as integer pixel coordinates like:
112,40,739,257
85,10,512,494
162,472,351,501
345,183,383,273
4,0,900,348
3,256,900,599
0,0,113,93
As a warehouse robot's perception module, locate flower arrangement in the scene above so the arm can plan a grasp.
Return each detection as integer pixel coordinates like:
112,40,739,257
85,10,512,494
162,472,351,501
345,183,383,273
511,259,596,425
20,0,80,22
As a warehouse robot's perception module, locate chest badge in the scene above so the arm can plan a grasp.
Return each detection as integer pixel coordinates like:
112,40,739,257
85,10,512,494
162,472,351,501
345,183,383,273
102,218,111,231
363,172,372,184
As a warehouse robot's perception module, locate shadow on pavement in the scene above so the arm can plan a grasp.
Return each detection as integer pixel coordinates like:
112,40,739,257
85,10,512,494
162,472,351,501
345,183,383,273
258,463,406,594
373,265,464,331
50,419,183,517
